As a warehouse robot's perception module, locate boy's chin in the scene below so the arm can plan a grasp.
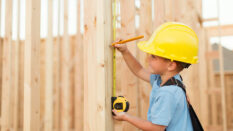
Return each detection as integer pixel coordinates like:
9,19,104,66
151,70,160,75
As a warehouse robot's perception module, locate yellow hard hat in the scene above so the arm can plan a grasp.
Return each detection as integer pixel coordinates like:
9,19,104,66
137,22,198,64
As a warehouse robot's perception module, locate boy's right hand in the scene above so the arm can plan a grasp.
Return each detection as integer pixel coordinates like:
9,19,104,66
112,40,128,53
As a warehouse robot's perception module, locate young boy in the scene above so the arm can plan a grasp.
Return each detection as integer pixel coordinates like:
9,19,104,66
112,22,198,131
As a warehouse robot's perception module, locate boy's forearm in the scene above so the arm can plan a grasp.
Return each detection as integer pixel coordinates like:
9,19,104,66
124,114,165,131
121,50,143,76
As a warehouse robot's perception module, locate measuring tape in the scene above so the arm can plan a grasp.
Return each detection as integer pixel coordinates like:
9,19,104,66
111,0,144,114
112,0,117,97
111,0,129,114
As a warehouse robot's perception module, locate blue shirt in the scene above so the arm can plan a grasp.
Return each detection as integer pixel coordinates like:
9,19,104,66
148,74,193,131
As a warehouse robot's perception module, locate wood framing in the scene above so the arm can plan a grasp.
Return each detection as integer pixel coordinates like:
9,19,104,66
203,18,219,22
206,24,233,37
114,0,137,130
217,1,227,130
13,0,21,129
61,0,71,130
0,0,231,130
137,0,152,122
218,25,227,131
206,33,218,126
83,0,113,130
1,0,13,130
44,0,54,130
53,0,61,129
24,0,41,130
75,0,84,130
206,50,219,60
0,0,2,127
154,0,165,29
198,28,210,128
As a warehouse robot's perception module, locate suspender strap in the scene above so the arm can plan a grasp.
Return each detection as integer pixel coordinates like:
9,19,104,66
162,76,186,94
162,75,204,131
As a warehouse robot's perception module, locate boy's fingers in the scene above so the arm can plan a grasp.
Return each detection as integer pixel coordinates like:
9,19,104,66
114,44,123,48
110,44,118,48
112,110,118,114
112,39,122,46
112,110,117,116
116,39,122,42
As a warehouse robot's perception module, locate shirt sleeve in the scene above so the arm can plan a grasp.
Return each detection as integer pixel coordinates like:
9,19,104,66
150,91,177,126
150,74,159,86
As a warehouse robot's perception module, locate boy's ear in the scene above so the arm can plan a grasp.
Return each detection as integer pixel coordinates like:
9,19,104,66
167,61,177,71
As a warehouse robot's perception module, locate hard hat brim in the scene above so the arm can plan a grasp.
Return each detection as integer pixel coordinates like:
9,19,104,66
137,40,198,64
137,41,156,55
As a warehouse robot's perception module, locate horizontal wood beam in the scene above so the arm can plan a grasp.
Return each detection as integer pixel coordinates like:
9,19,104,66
205,24,233,37
203,18,219,22
205,50,219,60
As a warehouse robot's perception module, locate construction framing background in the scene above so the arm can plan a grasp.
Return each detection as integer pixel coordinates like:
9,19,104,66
0,0,232,131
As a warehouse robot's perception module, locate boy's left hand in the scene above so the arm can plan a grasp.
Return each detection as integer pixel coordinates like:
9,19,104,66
112,110,128,121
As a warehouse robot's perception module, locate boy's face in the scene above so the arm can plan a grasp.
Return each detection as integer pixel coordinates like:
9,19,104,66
148,54,170,75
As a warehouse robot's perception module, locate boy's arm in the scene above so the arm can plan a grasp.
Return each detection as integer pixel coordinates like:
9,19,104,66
121,49,151,82
112,110,166,131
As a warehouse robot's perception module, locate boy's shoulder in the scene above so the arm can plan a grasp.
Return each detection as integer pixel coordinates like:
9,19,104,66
158,85,185,99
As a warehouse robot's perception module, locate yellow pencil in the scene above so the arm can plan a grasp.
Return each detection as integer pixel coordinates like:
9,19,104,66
112,35,144,46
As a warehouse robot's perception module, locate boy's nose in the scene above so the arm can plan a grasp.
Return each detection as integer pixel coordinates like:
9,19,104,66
146,54,150,63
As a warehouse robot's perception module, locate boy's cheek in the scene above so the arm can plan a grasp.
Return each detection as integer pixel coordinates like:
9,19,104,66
148,64,156,73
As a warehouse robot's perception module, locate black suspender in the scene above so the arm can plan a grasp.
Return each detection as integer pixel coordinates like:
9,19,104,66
162,75,204,131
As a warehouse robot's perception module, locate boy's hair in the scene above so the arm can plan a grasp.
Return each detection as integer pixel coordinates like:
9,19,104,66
175,61,191,71
162,57,191,71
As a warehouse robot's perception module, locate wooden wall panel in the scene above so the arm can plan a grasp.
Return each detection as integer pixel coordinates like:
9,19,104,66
137,0,152,121
24,0,41,130
115,0,138,130
61,0,72,130
44,0,54,130
74,0,83,130
1,0,13,130
53,0,61,130
83,0,113,130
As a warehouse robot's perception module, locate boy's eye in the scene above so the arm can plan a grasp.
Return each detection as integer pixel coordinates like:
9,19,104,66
151,55,155,58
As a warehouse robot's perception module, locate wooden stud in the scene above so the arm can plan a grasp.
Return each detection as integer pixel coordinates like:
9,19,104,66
115,0,137,130
164,0,174,21
83,0,113,130
217,0,227,130
198,28,210,128
18,40,25,130
153,0,166,29
137,0,152,122
24,0,41,130
61,0,71,130
74,0,84,130
206,32,218,126
0,0,2,126
44,0,54,130
53,0,61,130
12,0,21,130
1,0,13,130
225,74,232,128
